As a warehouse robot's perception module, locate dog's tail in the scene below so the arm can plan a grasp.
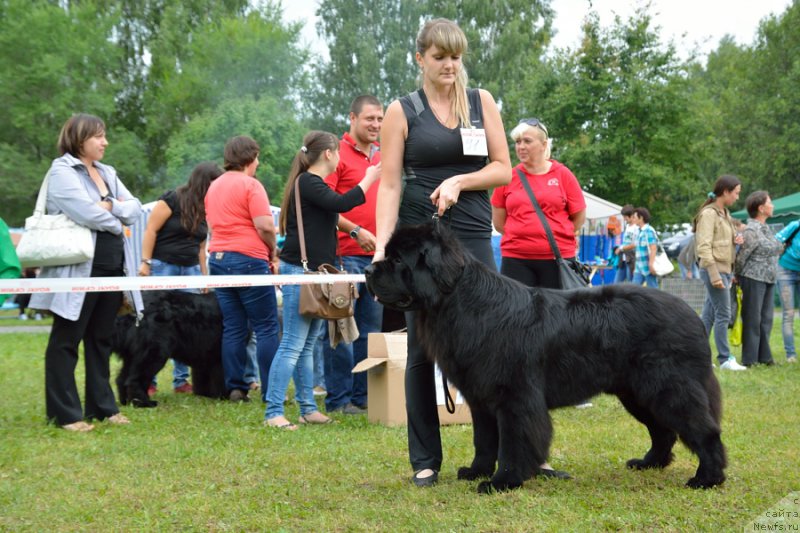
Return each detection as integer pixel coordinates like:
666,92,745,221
111,314,136,358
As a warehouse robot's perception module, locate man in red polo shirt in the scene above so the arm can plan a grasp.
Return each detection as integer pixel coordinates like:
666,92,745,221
322,95,383,414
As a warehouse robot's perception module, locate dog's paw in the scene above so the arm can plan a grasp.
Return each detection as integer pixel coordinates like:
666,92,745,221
686,475,725,489
476,481,495,494
626,458,656,470
458,466,492,480
131,398,158,408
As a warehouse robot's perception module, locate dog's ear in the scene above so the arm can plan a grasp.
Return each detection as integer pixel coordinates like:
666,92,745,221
420,231,465,294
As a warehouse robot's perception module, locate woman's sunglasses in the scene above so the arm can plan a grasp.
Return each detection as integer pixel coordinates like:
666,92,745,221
519,118,548,137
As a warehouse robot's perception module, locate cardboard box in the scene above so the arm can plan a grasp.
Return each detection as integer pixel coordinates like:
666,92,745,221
352,332,471,426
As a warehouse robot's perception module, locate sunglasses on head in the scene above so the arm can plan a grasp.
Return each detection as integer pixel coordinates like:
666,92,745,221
519,118,548,137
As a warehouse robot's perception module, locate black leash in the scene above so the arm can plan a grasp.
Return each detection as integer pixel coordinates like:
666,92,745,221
431,212,456,414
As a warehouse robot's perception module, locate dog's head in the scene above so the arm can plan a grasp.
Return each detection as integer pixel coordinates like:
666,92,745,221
364,223,466,311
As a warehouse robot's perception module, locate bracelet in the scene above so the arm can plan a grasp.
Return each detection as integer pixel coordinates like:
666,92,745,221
141,259,152,266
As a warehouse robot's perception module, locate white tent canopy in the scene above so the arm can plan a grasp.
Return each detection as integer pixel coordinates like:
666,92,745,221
583,191,621,220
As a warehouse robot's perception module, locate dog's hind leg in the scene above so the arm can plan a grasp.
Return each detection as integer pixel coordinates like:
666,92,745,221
478,397,551,494
618,390,677,470
127,348,166,408
116,358,130,405
646,380,727,488
458,406,497,481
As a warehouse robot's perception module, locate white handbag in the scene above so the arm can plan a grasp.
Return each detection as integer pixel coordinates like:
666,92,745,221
652,244,675,277
15,172,94,268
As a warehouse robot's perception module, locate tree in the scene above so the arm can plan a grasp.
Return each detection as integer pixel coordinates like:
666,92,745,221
0,0,121,226
164,96,306,204
696,1,800,200
517,8,705,224
143,4,308,188
309,0,554,132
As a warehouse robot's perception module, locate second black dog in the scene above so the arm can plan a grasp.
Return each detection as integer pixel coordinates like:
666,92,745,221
112,290,225,407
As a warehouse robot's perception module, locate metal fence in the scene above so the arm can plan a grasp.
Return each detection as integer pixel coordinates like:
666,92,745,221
660,277,707,313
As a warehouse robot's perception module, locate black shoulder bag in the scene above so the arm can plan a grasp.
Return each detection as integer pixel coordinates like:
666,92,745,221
516,168,591,290
781,222,800,256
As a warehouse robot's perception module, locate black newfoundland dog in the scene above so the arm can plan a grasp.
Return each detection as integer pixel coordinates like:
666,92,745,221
112,290,225,407
364,223,726,493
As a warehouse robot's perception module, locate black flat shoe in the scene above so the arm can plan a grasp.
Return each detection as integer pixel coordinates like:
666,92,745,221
412,469,439,487
538,468,572,480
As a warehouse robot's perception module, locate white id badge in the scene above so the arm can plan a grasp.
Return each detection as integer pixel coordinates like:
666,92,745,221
460,128,488,156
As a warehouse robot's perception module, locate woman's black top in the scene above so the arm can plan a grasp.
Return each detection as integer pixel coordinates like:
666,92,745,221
92,231,124,273
152,190,207,266
280,172,366,270
92,187,124,272
398,88,491,238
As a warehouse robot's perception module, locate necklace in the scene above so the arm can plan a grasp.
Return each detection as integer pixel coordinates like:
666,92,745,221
430,103,451,126
424,89,452,126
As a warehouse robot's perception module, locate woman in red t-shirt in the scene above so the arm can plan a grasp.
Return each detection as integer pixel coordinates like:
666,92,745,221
491,118,586,289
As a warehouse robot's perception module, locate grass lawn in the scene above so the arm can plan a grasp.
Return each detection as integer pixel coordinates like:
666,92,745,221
1,320,798,531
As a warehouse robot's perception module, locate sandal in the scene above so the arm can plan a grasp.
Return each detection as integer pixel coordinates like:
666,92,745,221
61,421,94,432
107,413,130,425
298,413,333,425
265,417,298,431
412,469,438,487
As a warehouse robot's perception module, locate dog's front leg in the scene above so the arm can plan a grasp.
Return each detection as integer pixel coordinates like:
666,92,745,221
458,405,497,481
479,397,551,494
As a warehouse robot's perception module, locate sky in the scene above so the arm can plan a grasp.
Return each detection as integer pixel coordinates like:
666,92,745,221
281,0,792,61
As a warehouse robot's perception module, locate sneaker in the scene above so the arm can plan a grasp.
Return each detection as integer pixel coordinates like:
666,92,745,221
575,402,593,409
147,385,157,397
313,386,327,397
174,383,193,394
787,356,797,364
18,313,28,321
720,358,747,371
229,389,250,402
33,313,43,320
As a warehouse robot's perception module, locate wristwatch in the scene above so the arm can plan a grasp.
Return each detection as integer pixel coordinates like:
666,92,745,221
349,226,361,239
141,259,152,266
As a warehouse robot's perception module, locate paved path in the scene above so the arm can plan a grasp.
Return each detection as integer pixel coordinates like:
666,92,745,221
0,325,51,334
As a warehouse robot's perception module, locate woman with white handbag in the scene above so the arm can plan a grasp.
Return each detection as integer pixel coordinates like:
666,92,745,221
29,114,143,432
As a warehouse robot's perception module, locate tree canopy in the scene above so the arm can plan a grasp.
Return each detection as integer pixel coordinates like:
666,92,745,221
1,0,798,228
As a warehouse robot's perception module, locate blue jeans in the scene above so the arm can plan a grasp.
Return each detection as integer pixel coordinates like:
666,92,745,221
265,261,325,419
699,269,733,365
614,261,633,283
208,252,279,395
244,333,263,400
679,261,701,280
150,259,201,388
323,256,383,411
313,329,326,389
632,271,658,288
777,266,799,359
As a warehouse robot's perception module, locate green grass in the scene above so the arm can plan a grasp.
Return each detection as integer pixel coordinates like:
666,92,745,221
0,308,52,327
1,321,798,531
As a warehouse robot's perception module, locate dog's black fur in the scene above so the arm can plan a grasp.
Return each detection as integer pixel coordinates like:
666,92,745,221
364,223,726,493
112,291,225,407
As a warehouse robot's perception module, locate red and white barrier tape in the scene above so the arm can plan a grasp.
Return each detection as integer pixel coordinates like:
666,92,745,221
0,273,367,294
